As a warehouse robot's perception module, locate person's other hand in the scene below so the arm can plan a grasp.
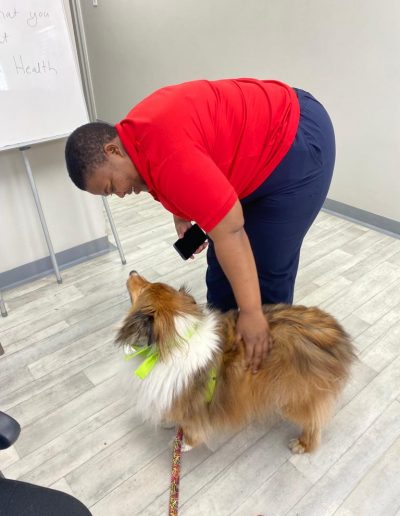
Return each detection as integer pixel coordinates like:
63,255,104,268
173,215,192,239
173,216,208,258
236,309,272,373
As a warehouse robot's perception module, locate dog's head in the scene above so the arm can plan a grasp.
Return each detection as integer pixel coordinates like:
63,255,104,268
115,271,201,360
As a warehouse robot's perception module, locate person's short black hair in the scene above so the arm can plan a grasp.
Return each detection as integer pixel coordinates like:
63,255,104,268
65,122,117,190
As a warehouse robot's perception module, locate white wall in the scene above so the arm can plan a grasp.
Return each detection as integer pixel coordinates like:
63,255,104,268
0,0,107,277
80,0,400,223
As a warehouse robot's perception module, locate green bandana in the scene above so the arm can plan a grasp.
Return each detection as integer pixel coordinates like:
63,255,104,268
124,343,218,402
124,345,159,380
204,366,217,403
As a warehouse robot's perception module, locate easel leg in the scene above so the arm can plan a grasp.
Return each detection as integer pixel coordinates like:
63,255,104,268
102,196,126,265
20,147,62,284
0,291,7,317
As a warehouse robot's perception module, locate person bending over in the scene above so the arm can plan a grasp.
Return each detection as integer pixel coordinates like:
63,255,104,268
65,78,335,373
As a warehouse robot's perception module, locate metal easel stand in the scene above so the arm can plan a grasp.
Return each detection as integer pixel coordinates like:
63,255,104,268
102,196,126,265
0,291,7,317
20,146,63,284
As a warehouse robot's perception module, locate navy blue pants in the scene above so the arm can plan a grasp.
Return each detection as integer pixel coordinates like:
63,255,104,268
206,88,336,311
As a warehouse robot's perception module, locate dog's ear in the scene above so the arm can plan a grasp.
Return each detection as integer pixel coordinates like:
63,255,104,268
115,310,154,347
151,310,177,353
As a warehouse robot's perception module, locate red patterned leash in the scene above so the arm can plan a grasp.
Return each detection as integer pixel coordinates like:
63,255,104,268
169,426,184,516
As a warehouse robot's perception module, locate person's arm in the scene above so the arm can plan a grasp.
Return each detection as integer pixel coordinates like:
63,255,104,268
208,200,272,373
155,147,270,368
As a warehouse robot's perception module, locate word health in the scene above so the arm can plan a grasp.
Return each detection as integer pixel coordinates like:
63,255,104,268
13,55,58,76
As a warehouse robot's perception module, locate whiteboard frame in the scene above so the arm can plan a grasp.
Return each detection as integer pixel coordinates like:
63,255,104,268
0,134,68,153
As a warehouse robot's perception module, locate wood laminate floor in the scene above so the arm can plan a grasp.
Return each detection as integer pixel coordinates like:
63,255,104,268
1,193,400,515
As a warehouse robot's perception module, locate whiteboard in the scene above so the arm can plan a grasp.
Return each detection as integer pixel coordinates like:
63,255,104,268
0,0,88,150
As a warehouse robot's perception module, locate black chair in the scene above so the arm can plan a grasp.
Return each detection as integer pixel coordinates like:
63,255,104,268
0,411,91,516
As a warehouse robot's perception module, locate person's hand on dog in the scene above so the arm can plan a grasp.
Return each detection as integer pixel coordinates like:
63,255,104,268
236,309,272,373
173,215,208,258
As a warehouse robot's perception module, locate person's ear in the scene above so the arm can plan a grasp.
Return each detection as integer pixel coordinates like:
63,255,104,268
103,139,124,158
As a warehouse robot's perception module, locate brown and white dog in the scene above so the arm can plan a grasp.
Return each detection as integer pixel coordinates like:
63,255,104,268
116,271,356,453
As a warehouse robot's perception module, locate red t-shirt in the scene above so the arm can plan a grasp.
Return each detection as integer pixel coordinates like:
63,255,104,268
115,79,300,232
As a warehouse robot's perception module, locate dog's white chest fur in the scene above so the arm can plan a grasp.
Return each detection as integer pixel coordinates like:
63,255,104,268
125,312,220,423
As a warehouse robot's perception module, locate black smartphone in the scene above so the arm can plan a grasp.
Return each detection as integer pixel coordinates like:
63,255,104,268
173,224,208,260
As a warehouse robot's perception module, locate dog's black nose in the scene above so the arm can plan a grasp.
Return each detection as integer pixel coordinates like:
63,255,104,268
129,270,138,276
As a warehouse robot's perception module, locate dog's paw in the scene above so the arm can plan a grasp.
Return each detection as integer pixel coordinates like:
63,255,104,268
181,437,193,452
288,438,307,454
